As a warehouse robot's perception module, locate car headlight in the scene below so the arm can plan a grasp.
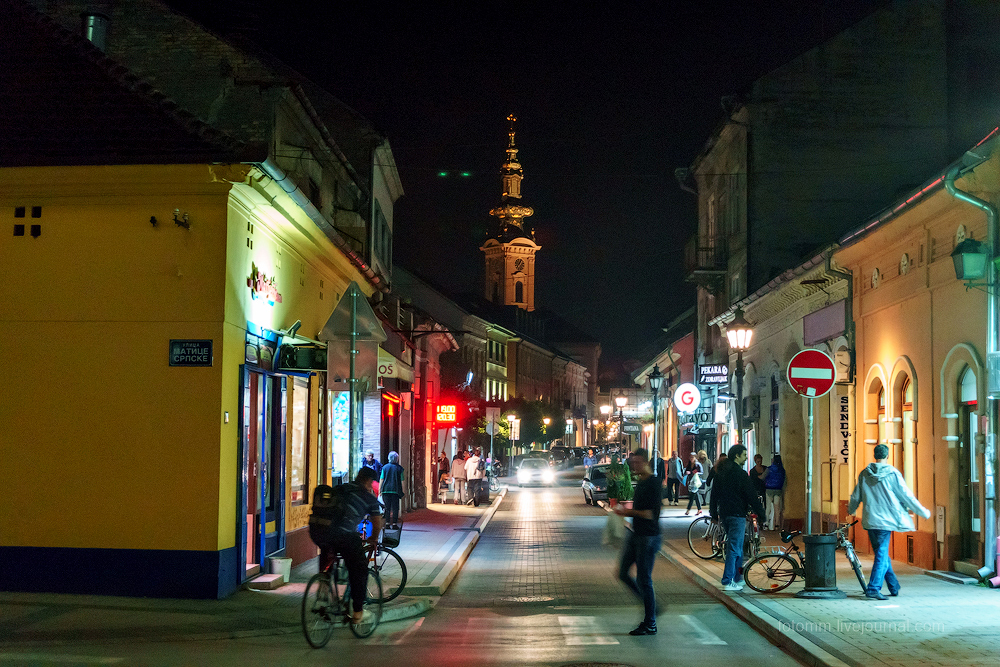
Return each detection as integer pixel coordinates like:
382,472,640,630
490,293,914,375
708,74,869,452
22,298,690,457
541,470,555,483
517,471,530,482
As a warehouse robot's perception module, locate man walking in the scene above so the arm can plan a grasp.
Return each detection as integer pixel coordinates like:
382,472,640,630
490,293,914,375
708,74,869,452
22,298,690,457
465,447,486,505
665,450,683,506
848,444,931,600
709,444,765,591
451,450,468,504
614,449,661,635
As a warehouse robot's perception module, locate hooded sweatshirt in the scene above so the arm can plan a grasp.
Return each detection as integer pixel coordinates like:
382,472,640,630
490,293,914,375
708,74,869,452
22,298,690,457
848,462,931,531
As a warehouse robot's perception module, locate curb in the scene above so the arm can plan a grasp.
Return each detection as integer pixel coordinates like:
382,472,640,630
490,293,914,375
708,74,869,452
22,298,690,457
422,486,508,595
599,502,851,667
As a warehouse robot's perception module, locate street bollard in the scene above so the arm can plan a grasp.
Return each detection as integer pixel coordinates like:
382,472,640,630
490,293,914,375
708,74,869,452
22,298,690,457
794,533,847,599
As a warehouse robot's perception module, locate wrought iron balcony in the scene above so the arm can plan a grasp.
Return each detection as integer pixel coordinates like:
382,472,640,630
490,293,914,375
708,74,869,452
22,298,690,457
684,234,728,291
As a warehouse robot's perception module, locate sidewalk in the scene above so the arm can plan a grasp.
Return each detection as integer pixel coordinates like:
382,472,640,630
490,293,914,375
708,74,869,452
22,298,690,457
0,489,506,647
652,504,1000,667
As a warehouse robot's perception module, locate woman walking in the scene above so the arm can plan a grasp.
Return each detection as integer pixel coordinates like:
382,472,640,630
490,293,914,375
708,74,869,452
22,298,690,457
763,455,786,530
684,451,705,516
703,453,727,508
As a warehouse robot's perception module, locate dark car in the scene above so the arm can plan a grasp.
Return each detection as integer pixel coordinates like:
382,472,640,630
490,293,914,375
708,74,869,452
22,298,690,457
548,446,570,468
582,464,610,505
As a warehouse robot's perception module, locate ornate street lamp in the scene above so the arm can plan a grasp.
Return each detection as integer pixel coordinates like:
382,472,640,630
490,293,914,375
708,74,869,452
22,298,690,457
725,308,754,447
615,391,627,450
648,365,663,477
952,237,990,282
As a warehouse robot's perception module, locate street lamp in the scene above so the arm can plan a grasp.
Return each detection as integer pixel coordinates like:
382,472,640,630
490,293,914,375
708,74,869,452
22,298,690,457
615,391,627,450
507,413,518,455
648,364,663,477
725,307,754,447
600,404,611,445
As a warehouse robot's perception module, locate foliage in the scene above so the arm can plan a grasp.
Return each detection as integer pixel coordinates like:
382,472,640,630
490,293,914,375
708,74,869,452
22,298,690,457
471,398,566,452
606,454,634,501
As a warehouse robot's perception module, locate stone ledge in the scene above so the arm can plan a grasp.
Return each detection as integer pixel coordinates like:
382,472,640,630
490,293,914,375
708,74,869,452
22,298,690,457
246,573,285,590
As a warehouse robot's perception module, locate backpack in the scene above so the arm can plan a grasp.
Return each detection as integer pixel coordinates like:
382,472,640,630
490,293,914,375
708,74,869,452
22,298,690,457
308,484,350,547
477,457,486,472
765,465,786,490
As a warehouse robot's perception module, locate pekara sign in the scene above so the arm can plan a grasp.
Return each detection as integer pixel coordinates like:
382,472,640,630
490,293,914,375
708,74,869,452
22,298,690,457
698,364,729,385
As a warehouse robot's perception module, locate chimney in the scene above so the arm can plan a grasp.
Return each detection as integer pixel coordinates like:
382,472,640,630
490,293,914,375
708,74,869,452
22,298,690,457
80,11,109,52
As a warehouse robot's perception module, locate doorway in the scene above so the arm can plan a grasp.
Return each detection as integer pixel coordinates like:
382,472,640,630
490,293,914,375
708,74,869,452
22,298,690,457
958,368,981,563
239,367,287,581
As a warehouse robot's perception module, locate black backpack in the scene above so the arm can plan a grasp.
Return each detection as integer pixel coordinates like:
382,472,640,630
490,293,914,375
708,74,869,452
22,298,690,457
308,484,350,547
477,457,486,472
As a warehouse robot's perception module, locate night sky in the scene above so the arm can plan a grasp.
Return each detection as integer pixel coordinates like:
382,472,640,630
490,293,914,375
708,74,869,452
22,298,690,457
168,0,884,366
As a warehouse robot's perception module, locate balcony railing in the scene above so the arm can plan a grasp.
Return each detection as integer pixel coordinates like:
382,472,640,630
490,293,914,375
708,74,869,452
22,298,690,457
684,234,728,277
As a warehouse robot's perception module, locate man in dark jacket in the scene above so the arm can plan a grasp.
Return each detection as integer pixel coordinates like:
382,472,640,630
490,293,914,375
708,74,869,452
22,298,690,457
379,451,405,529
710,444,766,591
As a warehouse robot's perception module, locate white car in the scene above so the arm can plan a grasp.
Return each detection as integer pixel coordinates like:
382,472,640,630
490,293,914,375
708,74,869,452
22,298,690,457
517,458,555,487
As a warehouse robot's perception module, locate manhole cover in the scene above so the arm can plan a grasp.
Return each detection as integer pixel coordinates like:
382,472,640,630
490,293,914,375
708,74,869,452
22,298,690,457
497,595,555,603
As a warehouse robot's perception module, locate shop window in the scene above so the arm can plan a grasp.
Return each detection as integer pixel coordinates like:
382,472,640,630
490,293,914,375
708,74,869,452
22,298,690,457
770,376,780,453
290,377,309,504
900,376,915,490
878,387,887,460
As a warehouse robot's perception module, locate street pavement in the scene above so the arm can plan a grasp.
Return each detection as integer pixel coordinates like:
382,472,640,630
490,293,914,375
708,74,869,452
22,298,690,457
654,501,1000,667
4,469,996,667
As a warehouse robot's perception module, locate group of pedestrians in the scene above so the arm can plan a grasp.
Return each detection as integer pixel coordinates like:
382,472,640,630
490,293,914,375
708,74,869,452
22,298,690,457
436,447,487,505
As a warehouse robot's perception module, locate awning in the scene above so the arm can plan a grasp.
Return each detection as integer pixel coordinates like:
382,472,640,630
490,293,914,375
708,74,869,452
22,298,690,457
378,347,414,383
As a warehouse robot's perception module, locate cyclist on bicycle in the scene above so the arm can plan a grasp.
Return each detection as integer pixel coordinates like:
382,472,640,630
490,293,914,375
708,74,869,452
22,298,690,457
317,467,383,624
709,444,765,591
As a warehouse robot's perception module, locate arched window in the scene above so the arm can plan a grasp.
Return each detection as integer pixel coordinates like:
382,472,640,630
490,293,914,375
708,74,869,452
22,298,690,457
900,377,914,489
515,281,524,303
877,387,887,457
959,367,981,540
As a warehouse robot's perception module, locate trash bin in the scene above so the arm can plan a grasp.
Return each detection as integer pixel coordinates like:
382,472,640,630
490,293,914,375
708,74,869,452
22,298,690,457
268,556,293,584
794,534,846,599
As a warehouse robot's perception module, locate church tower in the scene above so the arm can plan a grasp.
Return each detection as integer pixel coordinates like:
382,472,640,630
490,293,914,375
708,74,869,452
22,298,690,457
480,115,541,311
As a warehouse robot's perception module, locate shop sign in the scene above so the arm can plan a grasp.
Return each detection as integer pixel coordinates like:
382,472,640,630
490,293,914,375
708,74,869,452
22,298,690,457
622,422,641,434
169,339,213,367
673,382,702,414
247,263,282,305
831,386,852,465
436,404,457,422
698,364,729,385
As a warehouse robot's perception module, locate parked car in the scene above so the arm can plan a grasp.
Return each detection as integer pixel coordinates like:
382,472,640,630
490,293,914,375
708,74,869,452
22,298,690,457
582,464,610,505
517,458,556,487
548,446,570,468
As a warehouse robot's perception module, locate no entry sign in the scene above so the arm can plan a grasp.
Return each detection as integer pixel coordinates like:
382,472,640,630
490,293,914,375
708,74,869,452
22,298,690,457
787,349,836,398
673,382,702,413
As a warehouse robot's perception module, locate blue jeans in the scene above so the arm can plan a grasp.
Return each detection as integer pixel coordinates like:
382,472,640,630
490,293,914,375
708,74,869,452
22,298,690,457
721,516,746,585
867,529,899,595
619,532,661,626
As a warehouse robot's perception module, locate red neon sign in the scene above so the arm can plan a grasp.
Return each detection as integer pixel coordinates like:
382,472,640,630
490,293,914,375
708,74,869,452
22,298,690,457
436,404,457,422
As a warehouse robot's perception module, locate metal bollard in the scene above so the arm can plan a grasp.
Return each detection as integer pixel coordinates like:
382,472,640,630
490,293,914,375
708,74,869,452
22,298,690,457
794,534,847,599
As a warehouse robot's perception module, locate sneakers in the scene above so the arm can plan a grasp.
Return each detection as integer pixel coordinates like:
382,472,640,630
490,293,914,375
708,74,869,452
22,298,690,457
351,609,375,625
723,581,745,592
628,623,657,635
865,591,888,601
888,587,899,597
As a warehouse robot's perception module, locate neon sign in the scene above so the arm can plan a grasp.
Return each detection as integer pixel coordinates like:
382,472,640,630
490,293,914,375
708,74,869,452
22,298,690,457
247,263,282,305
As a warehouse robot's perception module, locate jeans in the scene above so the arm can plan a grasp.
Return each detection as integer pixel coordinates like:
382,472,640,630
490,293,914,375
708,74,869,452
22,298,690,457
721,515,747,585
320,532,369,613
665,478,680,503
686,490,701,512
383,493,400,525
453,478,467,503
619,532,661,627
867,528,899,595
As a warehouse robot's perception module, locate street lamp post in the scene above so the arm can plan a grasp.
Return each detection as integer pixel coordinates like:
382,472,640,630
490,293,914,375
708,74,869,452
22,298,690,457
725,308,754,448
648,365,663,478
599,404,611,445
507,413,518,458
615,391,627,452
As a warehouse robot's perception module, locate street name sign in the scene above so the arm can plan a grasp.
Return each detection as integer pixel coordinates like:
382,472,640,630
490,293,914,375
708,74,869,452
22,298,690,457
787,349,836,398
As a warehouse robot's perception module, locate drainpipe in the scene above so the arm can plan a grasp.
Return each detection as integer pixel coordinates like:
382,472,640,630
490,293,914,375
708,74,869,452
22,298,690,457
945,165,999,573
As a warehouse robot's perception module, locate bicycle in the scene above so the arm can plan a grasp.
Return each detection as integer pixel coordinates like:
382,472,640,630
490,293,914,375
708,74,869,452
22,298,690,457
743,520,866,593
358,515,408,603
487,468,501,492
687,513,762,560
301,551,383,647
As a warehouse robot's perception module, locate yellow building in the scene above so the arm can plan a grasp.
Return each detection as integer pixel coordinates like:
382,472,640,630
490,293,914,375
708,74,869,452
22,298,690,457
1,2,401,597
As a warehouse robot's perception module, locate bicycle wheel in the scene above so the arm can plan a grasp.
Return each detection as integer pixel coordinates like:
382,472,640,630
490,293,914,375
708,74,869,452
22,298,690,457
688,516,720,559
349,568,383,638
302,573,336,648
844,545,868,592
744,553,798,593
489,476,500,492
744,518,762,558
374,546,407,603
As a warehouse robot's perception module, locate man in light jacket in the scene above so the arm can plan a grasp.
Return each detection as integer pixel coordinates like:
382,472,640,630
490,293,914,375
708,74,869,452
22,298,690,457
465,447,486,506
451,450,468,504
848,444,931,600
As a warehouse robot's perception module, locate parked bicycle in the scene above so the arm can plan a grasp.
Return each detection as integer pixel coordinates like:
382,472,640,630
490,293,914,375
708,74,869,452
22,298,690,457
486,467,501,492
358,514,408,603
301,551,383,646
687,513,762,560
743,520,866,593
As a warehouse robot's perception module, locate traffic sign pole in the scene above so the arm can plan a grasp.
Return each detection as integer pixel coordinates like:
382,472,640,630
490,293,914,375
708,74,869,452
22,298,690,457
787,349,837,535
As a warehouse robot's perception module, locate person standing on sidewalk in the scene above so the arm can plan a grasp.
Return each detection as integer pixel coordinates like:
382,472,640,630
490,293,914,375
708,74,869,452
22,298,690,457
848,443,931,600
465,447,486,505
710,444,765,591
452,450,468,504
665,450,683,506
749,453,767,504
763,455,785,530
614,448,661,636
379,451,404,529
436,450,450,501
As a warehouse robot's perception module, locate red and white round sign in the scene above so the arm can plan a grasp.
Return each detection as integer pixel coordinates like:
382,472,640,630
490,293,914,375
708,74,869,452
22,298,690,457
673,382,702,414
786,349,836,398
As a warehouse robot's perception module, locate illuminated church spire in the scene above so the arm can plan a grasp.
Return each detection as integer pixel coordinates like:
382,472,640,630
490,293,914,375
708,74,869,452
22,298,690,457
482,115,540,311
